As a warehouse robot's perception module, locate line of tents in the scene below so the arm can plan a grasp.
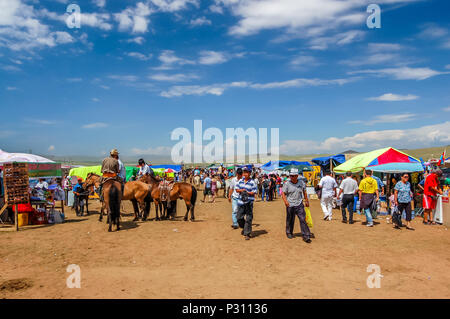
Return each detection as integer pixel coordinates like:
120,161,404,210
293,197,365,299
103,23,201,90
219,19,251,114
259,147,428,174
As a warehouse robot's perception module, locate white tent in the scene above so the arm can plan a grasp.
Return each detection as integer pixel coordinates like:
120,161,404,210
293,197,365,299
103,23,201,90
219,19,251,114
0,149,54,165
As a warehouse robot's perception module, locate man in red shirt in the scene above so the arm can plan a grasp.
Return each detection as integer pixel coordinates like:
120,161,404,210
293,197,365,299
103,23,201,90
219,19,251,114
423,169,443,225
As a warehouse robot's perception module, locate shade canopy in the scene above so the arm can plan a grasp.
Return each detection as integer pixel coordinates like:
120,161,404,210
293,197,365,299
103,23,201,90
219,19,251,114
260,160,312,172
150,164,182,172
280,164,313,172
0,149,54,165
333,147,423,173
312,154,346,168
69,165,139,181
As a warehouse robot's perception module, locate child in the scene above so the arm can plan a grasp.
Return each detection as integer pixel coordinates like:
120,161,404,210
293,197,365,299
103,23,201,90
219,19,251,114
388,190,397,224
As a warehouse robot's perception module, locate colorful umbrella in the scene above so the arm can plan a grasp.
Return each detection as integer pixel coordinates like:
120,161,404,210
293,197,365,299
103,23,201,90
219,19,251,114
333,147,423,173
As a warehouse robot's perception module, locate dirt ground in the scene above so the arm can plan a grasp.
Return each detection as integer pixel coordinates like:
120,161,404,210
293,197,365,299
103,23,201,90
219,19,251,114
1,191,450,299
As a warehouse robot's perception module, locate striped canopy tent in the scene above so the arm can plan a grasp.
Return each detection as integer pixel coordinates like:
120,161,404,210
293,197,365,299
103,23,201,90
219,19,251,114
333,147,424,174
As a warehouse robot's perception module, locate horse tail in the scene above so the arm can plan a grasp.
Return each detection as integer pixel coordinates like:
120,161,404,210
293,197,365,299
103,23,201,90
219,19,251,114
109,183,121,224
190,185,197,207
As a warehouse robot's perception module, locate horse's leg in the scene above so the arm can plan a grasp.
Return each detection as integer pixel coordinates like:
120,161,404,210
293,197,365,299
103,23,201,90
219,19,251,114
131,199,139,221
155,199,160,221
143,198,150,221
108,208,112,232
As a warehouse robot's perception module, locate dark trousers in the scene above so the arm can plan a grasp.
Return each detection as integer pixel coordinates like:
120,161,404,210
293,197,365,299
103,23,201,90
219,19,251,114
341,194,354,222
237,202,254,236
397,202,412,221
286,203,311,239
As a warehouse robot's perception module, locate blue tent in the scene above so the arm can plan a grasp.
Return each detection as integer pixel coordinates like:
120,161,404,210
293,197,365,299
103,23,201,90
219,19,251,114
260,160,311,172
150,164,182,172
312,154,346,169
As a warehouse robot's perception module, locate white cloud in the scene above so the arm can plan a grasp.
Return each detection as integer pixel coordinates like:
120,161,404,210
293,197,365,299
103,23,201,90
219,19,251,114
127,36,145,44
443,106,450,112
290,55,319,68
92,98,100,102
126,52,153,61
160,77,355,97
418,24,448,39
190,17,212,26
350,67,449,80
82,122,108,129
367,93,419,102
155,50,195,69
367,43,403,53
40,8,113,31
6,86,17,90
0,0,75,51
100,85,110,90
198,50,228,65
48,145,55,151
279,121,450,155
150,73,199,82
131,145,172,155
92,0,106,8
108,75,139,82
150,0,199,12
209,4,224,14
349,113,417,125
25,119,56,125
67,77,82,82
114,2,151,33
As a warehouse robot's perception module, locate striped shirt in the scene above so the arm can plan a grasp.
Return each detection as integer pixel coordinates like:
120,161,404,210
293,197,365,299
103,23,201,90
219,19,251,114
236,178,258,205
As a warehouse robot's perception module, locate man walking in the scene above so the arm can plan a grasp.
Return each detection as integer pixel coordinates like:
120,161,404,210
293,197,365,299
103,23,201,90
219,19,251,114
281,168,311,243
338,171,358,224
235,167,258,240
228,168,243,229
358,169,379,227
318,171,337,221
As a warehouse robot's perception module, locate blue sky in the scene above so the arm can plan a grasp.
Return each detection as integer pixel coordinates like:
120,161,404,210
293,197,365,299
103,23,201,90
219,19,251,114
1,0,449,159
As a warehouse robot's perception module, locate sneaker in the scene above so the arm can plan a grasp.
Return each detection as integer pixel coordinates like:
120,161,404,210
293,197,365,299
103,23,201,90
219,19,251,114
231,225,238,229
303,238,312,243
349,221,354,224
366,223,374,227
323,215,329,221
286,234,293,239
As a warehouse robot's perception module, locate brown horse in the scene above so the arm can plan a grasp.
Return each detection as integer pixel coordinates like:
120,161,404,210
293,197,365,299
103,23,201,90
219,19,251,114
84,173,152,222
139,174,197,221
102,179,122,232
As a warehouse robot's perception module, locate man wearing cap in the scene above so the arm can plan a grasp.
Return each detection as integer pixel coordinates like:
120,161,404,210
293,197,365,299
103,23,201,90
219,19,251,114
99,149,123,199
235,167,258,240
281,168,312,243
110,149,126,183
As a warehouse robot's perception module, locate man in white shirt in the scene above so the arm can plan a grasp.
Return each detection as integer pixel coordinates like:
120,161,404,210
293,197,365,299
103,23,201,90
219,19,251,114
338,172,358,224
35,178,49,199
318,171,338,221
228,167,243,229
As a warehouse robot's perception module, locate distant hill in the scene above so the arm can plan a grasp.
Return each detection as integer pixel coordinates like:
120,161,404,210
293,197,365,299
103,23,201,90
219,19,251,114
341,150,359,154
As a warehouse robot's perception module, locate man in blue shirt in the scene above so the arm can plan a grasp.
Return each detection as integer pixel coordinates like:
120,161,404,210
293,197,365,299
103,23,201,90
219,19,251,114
235,167,258,240
202,174,212,202
73,178,85,216
372,175,385,195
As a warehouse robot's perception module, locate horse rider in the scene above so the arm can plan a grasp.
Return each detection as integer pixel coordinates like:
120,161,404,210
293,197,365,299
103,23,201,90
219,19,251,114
138,158,155,179
99,149,124,200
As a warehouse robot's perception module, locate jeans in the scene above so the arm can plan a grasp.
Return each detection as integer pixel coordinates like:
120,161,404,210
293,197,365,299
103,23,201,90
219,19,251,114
341,194,354,222
363,208,373,225
231,197,239,226
237,201,254,236
262,188,269,201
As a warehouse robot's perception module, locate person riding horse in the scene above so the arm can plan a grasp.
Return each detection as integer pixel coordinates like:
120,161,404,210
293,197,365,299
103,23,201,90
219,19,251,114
99,149,124,200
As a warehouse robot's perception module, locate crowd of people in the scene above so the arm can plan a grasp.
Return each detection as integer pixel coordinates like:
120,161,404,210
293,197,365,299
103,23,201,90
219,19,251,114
181,163,447,242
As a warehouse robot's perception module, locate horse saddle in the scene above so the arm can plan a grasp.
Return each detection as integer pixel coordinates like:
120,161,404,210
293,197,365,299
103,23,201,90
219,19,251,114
159,180,174,202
